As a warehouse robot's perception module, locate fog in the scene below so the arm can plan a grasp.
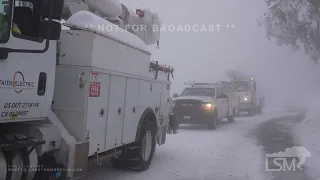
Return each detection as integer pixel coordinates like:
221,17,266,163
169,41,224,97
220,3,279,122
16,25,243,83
122,0,320,111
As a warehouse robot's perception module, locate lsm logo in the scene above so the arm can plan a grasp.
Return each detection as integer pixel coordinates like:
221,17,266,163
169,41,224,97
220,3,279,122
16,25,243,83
0,71,36,93
265,146,311,172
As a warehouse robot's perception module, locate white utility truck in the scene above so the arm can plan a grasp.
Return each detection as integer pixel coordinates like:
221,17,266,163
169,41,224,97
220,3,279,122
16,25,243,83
225,70,264,116
232,77,264,116
172,81,237,130
0,0,175,179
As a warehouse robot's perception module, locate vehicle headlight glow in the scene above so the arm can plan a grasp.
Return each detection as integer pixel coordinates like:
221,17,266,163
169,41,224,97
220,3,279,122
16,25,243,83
202,103,213,110
244,96,251,101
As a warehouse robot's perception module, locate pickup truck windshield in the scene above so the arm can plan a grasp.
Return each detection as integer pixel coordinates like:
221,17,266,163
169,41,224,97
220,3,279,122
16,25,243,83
181,88,215,97
0,0,10,42
234,81,250,92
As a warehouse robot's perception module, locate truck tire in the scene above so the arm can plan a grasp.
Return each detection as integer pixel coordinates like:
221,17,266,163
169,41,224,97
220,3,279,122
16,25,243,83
256,102,262,114
208,110,217,130
111,114,156,171
227,114,235,123
110,155,126,169
248,108,254,116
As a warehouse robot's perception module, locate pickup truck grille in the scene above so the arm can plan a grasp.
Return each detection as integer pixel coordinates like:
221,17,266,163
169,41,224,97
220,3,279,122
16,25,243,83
173,99,202,115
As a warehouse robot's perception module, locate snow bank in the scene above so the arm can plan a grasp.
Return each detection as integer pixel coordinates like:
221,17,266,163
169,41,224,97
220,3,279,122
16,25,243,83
65,11,150,53
292,91,320,179
294,112,320,179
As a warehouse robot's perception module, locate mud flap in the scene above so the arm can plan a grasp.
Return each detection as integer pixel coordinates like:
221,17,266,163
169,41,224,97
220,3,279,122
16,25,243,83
157,124,167,146
161,125,167,145
71,141,89,180
167,113,179,134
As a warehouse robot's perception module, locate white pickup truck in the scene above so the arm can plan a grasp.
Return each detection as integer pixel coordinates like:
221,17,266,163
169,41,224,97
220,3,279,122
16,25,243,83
172,82,237,129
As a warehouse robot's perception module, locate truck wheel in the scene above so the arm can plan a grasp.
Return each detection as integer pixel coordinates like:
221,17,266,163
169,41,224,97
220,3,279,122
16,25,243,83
111,114,156,171
208,110,217,130
227,114,235,123
110,155,126,169
248,108,254,116
130,115,157,171
257,104,262,114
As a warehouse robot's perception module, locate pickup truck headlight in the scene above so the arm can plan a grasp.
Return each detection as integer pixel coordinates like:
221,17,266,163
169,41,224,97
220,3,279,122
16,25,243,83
202,103,213,110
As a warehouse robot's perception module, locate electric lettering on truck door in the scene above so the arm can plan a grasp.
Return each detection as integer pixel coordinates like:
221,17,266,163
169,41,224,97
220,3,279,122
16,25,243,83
0,71,45,120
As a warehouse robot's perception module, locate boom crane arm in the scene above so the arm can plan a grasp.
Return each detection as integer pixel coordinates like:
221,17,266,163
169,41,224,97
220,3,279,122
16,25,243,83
63,0,161,46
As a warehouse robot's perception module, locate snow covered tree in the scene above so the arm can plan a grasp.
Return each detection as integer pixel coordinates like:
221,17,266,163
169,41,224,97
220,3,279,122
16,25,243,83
225,69,252,80
258,0,320,63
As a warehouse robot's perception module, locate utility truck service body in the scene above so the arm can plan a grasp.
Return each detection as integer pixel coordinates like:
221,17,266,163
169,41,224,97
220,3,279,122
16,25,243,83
0,0,175,179
172,82,237,129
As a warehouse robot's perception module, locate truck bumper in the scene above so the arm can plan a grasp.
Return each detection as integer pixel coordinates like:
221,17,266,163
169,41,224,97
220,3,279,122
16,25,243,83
238,102,254,111
174,110,215,125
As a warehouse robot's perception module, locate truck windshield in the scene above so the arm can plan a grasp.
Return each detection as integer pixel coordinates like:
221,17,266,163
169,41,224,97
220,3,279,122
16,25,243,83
0,0,10,42
181,88,215,97
234,81,250,92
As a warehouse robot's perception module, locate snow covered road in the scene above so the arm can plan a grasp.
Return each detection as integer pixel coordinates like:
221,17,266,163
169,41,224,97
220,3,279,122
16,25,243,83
88,108,300,180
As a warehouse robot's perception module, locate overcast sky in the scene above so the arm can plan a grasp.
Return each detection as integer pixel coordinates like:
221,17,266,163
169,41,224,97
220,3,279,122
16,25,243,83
122,0,320,108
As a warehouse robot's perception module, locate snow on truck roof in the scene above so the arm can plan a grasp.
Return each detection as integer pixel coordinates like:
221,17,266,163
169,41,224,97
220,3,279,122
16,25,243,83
65,11,151,54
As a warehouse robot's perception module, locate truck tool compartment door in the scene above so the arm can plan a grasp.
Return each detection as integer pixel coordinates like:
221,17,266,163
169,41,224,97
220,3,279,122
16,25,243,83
86,72,110,155
122,78,139,144
106,75,126,150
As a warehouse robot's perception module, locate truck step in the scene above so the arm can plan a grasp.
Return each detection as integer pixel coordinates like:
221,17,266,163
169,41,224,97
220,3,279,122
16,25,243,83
0,137,46,151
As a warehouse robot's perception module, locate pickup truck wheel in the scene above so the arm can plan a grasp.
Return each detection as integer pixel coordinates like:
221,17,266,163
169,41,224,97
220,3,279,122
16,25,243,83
208,110,217,130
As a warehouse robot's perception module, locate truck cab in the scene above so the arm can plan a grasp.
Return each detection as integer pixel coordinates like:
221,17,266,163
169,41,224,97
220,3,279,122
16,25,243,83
233,79,264,116
0,0,62,122
172,82,236,129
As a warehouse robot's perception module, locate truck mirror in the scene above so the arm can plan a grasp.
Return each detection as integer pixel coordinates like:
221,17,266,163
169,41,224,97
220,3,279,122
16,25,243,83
38,20,61,40
173,93,179,98
39,0,64,19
